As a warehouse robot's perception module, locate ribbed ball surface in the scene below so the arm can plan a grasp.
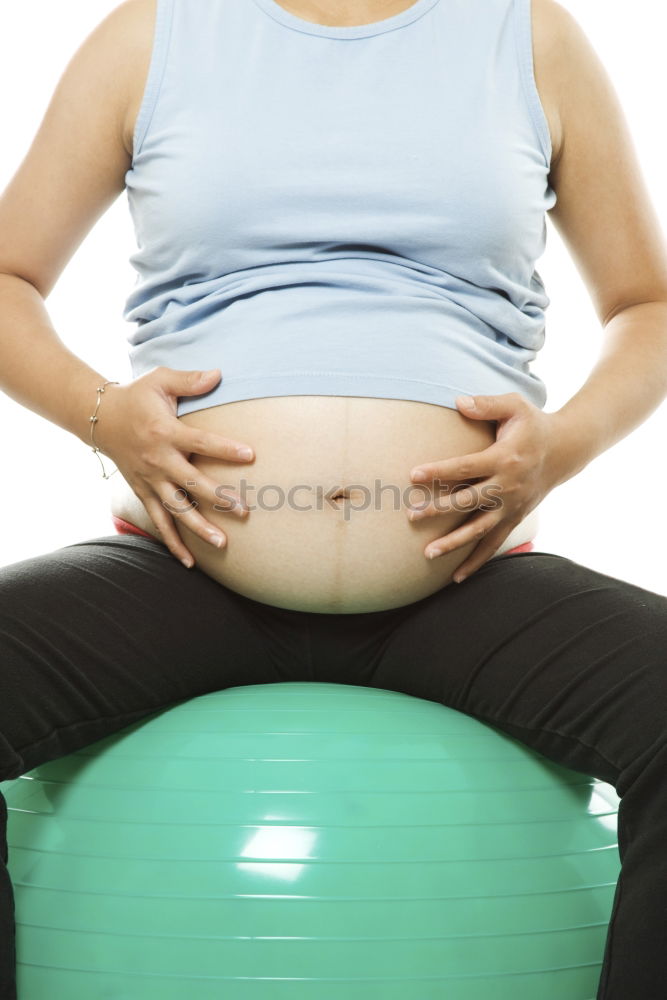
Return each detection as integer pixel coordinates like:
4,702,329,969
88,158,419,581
1,681,621,999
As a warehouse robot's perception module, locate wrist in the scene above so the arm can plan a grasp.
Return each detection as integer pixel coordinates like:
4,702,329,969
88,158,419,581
66,370,117,445
545,407,596,489
88,380,123,456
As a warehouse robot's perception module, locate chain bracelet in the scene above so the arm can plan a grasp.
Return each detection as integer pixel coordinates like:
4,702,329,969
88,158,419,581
89,381,120,479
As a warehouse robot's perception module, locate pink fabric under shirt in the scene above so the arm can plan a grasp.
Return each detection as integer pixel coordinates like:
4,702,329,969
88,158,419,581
111,515,535,555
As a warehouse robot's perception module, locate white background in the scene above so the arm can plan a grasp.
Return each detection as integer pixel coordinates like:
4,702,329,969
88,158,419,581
0,0,665,594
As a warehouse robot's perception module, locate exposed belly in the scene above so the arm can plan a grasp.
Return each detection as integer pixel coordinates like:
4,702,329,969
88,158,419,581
110,395,538,613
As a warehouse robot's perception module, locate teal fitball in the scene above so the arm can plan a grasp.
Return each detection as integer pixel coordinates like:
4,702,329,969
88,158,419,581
1,681,620,999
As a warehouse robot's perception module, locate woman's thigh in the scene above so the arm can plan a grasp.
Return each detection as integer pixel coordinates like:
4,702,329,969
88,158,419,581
0,534,310,780
313,551,667,792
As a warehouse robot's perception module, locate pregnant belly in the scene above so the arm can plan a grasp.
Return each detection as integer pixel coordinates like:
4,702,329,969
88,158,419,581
110,396,538,614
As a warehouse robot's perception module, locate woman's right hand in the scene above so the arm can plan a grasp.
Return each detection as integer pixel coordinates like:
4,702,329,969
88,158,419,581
93,367,254,568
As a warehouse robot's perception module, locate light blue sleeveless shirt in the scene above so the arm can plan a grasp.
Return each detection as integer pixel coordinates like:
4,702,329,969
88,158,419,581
123,0,557,417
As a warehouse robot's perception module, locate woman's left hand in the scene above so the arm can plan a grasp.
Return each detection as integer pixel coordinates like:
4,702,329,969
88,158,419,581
407,392,567,583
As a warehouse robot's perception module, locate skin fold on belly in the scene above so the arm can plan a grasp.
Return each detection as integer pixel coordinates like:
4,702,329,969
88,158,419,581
110,395,536,613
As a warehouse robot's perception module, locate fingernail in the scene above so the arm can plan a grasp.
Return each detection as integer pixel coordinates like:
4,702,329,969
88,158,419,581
237,447,253,459
458,395,475,409
181,556,194,569
427,547,441,559
208,532,225,548
412,468,427,481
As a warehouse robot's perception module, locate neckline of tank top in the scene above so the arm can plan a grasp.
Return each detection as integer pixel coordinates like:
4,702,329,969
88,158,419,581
250,0,443,39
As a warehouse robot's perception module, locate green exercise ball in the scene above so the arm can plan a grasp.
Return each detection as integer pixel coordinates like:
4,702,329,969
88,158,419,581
1,681,620,999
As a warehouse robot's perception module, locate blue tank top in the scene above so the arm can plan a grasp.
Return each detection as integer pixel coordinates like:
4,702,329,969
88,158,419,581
122,0,557,417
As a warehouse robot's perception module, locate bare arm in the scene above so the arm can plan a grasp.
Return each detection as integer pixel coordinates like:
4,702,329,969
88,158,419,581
539,0,667,481
0,0,150,445
0,1,255,565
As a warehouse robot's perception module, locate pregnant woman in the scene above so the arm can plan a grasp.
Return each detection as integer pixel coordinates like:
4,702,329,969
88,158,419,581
1,0,666,996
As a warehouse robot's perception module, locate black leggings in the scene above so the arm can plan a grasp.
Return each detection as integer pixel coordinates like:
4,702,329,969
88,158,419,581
1,534,666,999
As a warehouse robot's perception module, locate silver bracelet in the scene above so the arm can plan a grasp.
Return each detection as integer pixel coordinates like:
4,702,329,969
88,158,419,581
89,381,120,479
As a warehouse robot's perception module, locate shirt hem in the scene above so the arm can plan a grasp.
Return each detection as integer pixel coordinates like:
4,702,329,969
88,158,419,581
176,372,507,415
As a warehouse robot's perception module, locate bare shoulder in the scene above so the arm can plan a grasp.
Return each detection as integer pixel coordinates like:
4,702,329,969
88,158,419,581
0,0,156,296
529,0,667,322
531,0,636,174
58,0,158,160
